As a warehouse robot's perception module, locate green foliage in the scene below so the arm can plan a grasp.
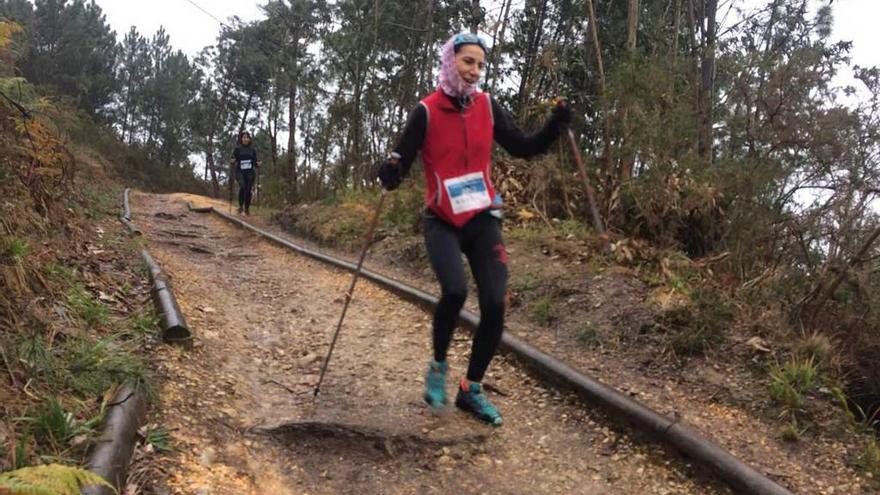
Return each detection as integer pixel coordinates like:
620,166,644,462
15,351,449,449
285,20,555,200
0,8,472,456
1,0,119,114
530,296,555,326
382,186,423,234
663,287,734,356
769,357,818,411
0,463,113,495
127,312,158,338
277,195,384,249
618,170,726,257
830,386,859,426
0,78,36,105
40,263,77,288
793,332,833,364
145,427,173,453
577,323,600,348
57,336,151,398
554,219,593,241
66,287,107,327
14,332,151,400
780,416,804,443
26,400,77,448
17,336,52,377
80,184,121,219
3,237,29,259
856,440,880,478
13,436,29,470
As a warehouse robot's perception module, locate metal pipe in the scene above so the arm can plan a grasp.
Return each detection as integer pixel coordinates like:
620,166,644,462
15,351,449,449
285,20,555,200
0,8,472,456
120,188,141,235
140,249,191,347
122,188,133,220
82,384,146,495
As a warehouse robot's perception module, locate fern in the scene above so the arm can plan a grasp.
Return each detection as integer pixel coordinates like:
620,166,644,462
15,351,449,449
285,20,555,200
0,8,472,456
0,464,114,495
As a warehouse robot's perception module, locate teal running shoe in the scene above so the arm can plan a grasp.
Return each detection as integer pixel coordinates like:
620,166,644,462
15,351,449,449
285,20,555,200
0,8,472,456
424,360,448,409
455,381,503,426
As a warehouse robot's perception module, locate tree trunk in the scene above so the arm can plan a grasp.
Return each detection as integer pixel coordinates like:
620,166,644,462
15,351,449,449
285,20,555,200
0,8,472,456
470,0,480,34
205,70,233,193
121,73,134,143
206,143,220,196
670,0,682,92
627,0,639,51
487,0,513,92
802,225,880,317
269,88,280,175
619,0,640,181
419,0,435,93
585,0,613,180
516,0,548,117
287,79,298,201
238,91,255,135
698,0,718,164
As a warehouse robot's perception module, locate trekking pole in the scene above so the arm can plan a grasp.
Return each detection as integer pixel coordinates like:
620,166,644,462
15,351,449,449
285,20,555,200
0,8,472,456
228,161,234,215
255,164,261,207
314,189,388,397
564,127,608,246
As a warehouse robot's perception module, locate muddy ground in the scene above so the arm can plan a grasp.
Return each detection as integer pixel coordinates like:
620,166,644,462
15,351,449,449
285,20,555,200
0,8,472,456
166,192,876,495
127,192,741,495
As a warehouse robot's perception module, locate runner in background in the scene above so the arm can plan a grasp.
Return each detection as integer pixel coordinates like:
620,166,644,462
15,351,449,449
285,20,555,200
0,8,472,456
232,131,259,215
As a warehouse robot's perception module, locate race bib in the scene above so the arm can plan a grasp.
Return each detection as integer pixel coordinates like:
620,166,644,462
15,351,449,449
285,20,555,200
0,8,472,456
444,172,491,214
240,159,253,170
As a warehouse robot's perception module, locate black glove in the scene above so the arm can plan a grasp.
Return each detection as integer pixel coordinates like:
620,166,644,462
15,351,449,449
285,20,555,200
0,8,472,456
377,158,402,191
551,98,573,126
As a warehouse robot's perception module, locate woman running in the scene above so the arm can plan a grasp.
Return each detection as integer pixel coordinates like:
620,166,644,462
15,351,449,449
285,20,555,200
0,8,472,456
378,32,572,426
232,131,259,215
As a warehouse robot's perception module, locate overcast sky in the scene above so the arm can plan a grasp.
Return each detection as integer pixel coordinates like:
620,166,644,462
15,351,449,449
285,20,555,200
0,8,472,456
95,0,879,93
97,0,264,56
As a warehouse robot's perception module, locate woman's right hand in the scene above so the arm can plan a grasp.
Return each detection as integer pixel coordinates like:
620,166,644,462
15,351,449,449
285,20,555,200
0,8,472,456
552,98,573,126
377,157,402,191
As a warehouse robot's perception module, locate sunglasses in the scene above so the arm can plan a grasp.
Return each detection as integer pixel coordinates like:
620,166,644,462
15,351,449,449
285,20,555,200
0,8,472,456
453,33,488,53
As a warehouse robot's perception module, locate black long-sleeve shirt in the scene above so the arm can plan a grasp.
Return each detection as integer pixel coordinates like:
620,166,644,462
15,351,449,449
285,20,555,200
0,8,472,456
391,93,563,178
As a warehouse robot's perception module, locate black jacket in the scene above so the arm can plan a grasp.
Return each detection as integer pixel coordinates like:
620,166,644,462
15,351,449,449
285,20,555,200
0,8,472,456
232,145,258,173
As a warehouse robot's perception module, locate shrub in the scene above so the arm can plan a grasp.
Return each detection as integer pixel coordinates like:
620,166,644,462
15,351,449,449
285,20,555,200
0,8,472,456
769,357,818,411
577,323,601,347
793,332,833,364
2,237,29,259
0,464,112,494
530,296,555,326
67,287,107,327
58,335,151,397
856,440,880,479
664,287,734,355
145,426,173,453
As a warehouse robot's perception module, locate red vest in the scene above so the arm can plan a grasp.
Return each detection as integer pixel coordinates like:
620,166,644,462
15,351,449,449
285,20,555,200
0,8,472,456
420,90,496,228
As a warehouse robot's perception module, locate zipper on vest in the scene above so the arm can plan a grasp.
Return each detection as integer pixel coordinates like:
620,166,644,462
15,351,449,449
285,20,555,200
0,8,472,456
461,110,468,169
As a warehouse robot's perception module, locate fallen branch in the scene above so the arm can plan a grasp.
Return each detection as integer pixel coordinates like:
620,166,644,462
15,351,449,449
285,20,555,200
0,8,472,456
0,89,31,119
0,343,19,388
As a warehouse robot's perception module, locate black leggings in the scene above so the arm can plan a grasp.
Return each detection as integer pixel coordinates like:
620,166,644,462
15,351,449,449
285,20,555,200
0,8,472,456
424,210,508,382
237,169,255,209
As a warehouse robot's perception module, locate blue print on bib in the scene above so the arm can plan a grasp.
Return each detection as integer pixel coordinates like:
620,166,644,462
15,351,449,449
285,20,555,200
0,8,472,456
444,172,491,214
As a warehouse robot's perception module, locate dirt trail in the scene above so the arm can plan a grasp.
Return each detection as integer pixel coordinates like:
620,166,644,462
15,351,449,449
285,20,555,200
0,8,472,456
133,192,727,494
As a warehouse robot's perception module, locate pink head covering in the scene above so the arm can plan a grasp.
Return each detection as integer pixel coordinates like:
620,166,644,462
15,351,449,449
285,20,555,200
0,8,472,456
438,33,487,100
